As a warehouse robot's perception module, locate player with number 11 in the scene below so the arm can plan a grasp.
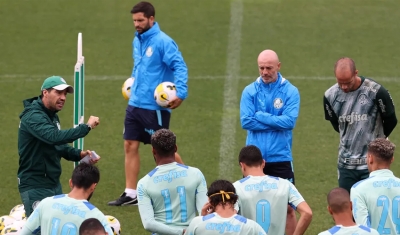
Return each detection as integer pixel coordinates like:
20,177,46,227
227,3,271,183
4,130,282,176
137,129,208,235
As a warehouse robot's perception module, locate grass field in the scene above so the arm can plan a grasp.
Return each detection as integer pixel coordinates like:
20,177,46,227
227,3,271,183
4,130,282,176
1,0,400,234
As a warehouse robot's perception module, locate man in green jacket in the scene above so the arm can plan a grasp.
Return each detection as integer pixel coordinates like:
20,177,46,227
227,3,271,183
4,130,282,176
18,75,101,216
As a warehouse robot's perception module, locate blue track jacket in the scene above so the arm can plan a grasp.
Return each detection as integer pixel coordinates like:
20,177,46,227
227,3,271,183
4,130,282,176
240,73,300,162
129,22,188,110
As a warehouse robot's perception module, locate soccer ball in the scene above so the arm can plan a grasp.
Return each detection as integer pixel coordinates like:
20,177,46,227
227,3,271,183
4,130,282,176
11,220,25,230
154,82,177,107
9,205,23,216
105,215,121,235
122,77,134,100
0,216,16,233
0,224,20,235
10,220,25,231
9,211,25,221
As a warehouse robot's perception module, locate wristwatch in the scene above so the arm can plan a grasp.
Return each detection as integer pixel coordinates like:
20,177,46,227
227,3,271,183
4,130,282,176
86,123,92,130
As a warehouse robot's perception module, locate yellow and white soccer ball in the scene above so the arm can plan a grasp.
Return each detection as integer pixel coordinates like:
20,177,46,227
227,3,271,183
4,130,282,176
105,215,121,235
9,205,24,216
154,81,177,107
0,224,20,235
0,216,16,233
122,77,134,100
9,210,25,222
11,219,26,230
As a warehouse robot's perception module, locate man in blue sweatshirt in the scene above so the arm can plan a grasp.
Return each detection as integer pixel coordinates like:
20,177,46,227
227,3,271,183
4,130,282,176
108,1,188,206
239,49,300,235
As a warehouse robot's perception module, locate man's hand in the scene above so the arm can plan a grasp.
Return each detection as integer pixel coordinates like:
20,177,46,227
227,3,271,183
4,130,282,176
87,116,100,129
168,97,183,109
200,202,214,216
80,150,101,164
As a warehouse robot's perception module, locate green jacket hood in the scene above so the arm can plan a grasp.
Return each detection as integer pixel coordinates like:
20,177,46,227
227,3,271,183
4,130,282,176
20,96,56,120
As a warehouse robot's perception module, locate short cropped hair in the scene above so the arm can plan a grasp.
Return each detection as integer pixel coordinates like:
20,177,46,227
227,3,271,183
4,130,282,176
368,138,396,162
207,180,238,208
130,1,155,18
79,218,106,235
238,145,264,167
327,187,351,213
151,129,176,157
71,162,100,190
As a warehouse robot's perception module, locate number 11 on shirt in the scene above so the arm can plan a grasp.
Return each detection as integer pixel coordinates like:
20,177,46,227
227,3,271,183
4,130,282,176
161,186,188,223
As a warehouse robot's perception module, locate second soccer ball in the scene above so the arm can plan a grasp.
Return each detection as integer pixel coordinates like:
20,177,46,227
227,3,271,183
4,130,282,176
154,82,177,107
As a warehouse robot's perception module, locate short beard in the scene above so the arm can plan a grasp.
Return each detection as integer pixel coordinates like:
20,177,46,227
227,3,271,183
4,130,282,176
140,23,151,34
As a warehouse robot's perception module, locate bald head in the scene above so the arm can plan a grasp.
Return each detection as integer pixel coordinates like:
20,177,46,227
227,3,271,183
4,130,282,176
334,57,356,75
327,187,351,213
258,50,279,64
257,50,281,83
333,57,360,93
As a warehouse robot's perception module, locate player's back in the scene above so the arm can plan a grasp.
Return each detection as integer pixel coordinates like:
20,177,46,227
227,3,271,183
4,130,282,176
318,225,379,235
233,175,304,234
26,194,112,235
351,170,400,234
186,213,266,235
138,162,207,228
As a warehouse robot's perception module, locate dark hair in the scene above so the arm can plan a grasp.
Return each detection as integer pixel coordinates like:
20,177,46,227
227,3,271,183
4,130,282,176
368,138,396,162
238,145,264,167
151,129,176,157
71,162,100,189
207,180,238,208
41,88,53,97
79,218,105,235
327,187,351,213
334,57,356,75
130,1,155,18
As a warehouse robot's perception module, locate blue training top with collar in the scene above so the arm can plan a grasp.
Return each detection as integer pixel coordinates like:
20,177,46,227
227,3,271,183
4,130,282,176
129,22,188,111
240,73,300,162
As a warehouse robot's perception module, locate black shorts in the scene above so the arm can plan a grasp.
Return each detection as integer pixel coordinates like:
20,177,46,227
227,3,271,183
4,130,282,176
263,161,295,185
123,106,171,144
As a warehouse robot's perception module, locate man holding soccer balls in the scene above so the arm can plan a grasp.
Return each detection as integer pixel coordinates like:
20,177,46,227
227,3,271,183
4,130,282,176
108,1,189,206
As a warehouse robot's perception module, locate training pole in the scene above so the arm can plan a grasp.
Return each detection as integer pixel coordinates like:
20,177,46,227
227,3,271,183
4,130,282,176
73,32,85,168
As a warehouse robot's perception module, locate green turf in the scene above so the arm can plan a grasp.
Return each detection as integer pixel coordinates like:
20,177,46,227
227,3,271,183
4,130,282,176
1,0,400,234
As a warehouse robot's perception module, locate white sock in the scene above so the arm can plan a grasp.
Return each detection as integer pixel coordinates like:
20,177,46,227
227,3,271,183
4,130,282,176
125,188,137,198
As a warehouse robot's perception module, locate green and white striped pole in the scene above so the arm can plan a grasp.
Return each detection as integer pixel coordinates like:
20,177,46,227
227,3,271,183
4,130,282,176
73,32,85,168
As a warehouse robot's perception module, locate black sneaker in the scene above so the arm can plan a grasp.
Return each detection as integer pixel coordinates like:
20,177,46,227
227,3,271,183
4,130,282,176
108,192,138,206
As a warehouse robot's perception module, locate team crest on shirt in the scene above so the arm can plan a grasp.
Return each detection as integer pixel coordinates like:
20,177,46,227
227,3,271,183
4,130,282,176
146,46,153,57
273,98,283,109
358,94,368,105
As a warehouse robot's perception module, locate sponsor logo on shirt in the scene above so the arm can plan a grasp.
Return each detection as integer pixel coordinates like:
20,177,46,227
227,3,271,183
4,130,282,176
338,112,368,124
52,203,86,218
205,222,241,233
244,181,278,192
373,178,400,189
153,170,188,184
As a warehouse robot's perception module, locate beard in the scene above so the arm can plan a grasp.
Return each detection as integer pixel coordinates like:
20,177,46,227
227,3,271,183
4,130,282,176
137,23,151,34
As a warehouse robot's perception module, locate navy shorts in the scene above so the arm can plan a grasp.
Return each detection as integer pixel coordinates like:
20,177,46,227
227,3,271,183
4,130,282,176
123,106,171,144
263,161,295,185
